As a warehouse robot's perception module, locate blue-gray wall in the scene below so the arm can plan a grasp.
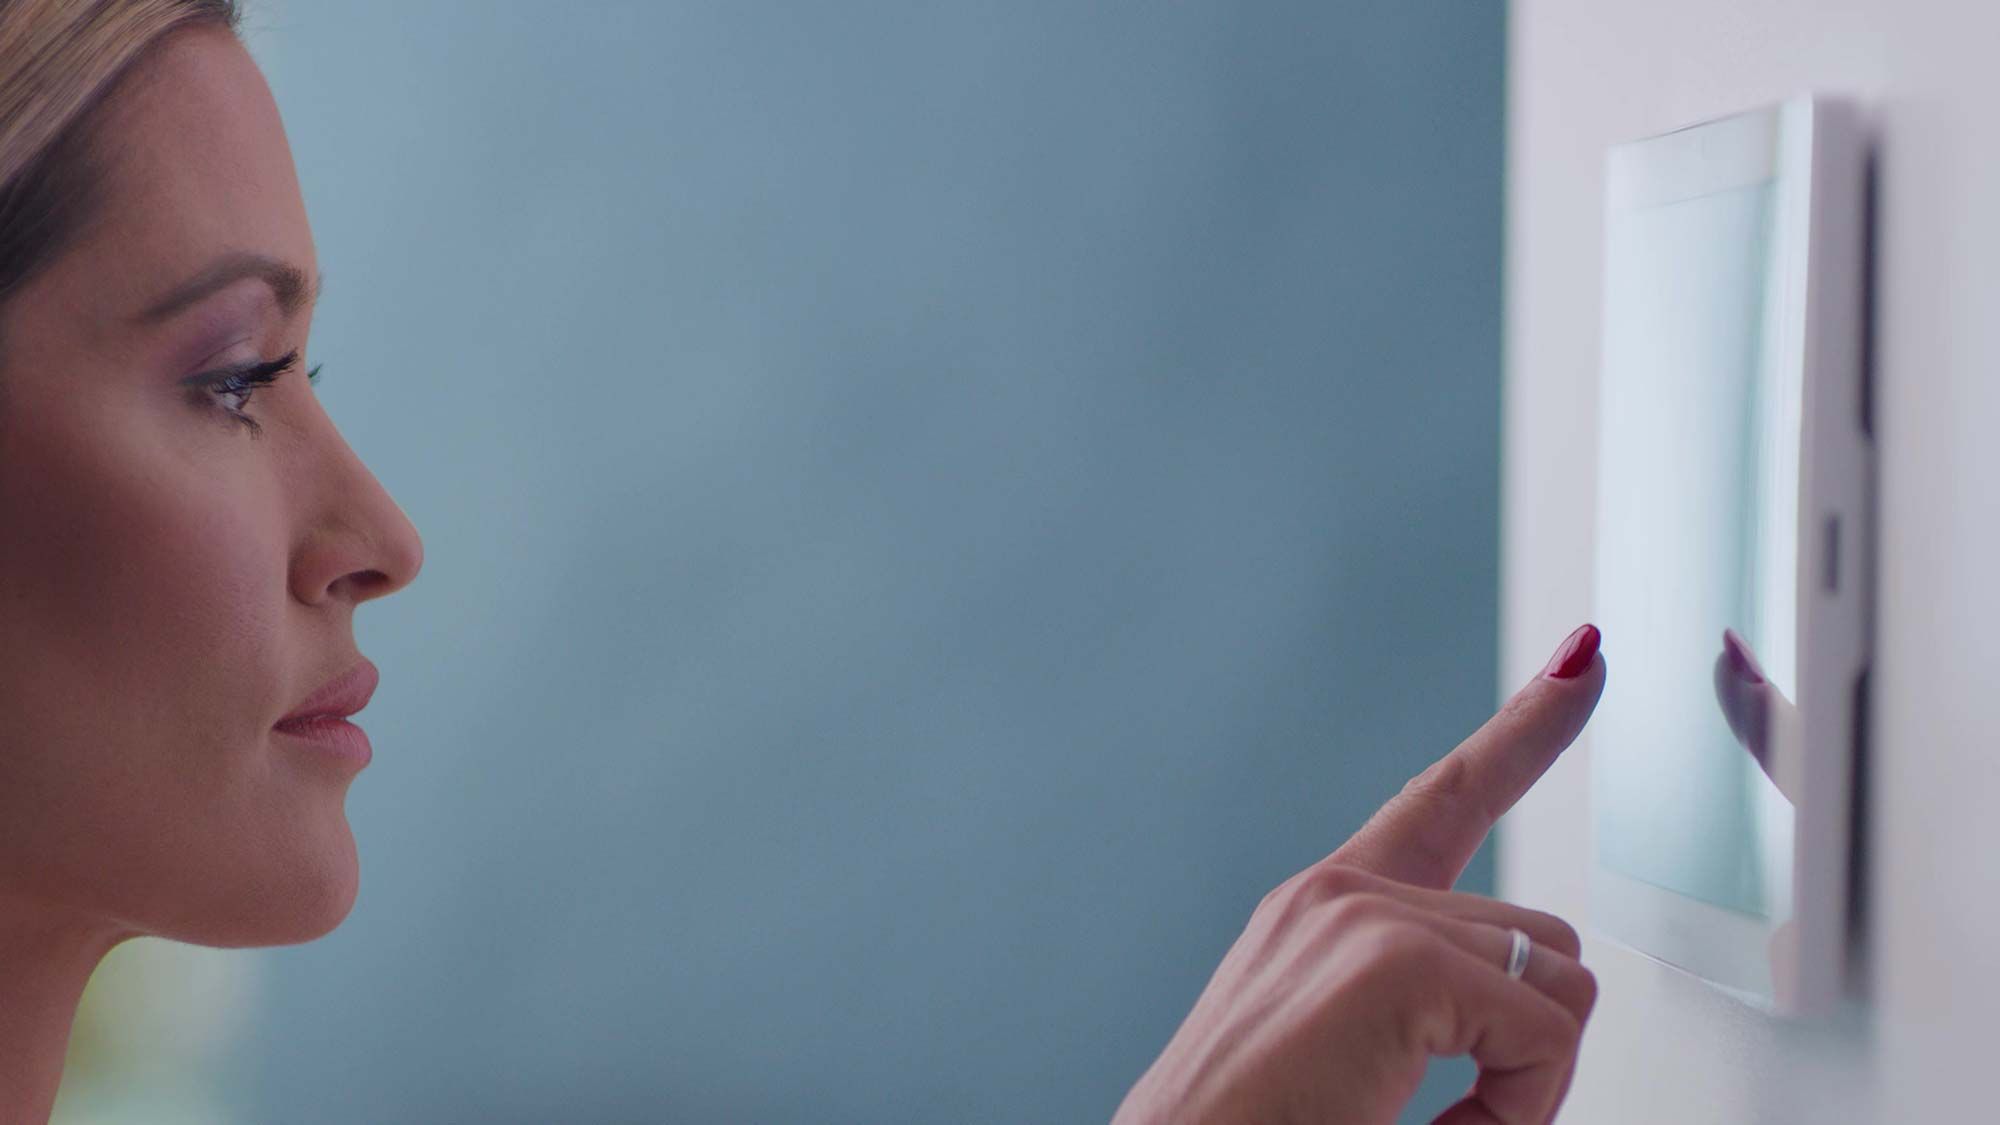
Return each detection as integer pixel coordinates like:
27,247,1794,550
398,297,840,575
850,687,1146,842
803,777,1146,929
234,3,1504,1121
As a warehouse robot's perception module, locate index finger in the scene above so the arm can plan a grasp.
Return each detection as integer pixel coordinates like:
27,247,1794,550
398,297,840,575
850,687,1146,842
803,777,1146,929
1327,624,1606,890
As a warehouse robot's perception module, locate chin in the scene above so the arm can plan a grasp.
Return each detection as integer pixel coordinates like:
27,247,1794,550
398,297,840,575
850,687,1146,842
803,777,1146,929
151,824,363,949
264,855,361,946
256,829,363,946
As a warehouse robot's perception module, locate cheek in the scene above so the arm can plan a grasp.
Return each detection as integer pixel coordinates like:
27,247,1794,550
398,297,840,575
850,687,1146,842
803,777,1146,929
34,442,286,731
0,405,298,915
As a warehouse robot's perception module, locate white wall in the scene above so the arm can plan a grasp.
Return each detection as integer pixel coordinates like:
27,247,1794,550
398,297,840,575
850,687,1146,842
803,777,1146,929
1500,2,2000,1121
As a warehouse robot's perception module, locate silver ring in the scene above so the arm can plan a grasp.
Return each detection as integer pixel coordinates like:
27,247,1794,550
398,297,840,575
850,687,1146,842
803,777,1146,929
1504,928,1532,980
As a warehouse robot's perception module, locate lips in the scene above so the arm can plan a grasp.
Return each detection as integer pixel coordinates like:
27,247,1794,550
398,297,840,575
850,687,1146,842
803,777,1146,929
277,659,380,728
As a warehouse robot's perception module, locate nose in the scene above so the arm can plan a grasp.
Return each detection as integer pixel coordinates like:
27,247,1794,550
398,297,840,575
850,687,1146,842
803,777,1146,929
288,416,425,609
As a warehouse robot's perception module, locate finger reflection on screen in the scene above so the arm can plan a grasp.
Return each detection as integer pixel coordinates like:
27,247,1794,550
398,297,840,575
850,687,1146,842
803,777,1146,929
1713,627,1801,807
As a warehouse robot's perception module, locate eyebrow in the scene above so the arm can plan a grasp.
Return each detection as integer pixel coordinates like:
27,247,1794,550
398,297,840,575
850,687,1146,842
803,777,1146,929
133,251,323,325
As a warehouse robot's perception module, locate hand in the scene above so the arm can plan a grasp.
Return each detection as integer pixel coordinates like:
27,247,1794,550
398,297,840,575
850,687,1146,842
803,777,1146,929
1111,624,1608,1125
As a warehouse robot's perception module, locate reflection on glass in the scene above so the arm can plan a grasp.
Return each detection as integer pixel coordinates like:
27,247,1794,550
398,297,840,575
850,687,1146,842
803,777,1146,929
1591,103,1811,1005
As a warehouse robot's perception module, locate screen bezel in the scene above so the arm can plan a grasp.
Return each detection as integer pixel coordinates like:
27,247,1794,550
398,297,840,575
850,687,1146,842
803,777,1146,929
1587,95,1868,1018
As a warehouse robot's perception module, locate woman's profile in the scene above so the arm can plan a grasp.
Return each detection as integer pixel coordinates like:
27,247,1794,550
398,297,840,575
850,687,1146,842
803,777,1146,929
0,3,420,1119
0,3,1603,1121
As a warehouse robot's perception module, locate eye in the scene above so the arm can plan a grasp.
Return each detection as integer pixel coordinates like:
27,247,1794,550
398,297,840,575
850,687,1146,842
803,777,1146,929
190,351,322,434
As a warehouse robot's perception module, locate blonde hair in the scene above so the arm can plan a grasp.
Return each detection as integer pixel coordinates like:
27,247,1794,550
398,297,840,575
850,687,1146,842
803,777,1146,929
0,0,241,322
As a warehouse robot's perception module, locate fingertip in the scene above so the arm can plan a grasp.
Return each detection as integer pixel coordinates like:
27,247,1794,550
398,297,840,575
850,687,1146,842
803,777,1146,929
1540,623,1601,681
1502,633,1603,710
1509,641,1605,744
1722,627,1765,684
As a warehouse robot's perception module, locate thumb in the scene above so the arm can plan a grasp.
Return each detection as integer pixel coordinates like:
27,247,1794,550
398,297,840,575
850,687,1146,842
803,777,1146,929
1328,624,1608,890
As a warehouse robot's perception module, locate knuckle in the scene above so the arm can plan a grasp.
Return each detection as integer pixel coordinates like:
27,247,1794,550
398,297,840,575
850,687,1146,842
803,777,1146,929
1254,878,1304,926
1537,911,1583,958
1492,687,1543,732
1321,890,1397,933
1299,861,1373,902
1497,689,1536,723
1255,879,1291,914
1349,915,1438,978
1404,753,1473,805
1375,803,1465,886
1576,965,1600,1018
1260,861,1382,923
1556,1007,1584,1052
1399,754,1499,831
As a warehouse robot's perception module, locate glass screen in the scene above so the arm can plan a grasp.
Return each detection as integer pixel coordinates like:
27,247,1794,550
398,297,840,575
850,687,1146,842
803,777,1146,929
1592,117,1803,955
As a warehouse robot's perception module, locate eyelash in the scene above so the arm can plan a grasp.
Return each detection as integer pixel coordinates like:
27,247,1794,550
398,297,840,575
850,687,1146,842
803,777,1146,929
201,349,323,434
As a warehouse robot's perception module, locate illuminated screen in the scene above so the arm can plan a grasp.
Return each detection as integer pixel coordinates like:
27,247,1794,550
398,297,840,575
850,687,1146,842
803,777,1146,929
1592,167,1798,925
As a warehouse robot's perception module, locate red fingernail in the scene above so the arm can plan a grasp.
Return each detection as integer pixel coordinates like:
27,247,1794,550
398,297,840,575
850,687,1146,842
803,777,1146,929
1542,623,1600,680
1723,628,1764,684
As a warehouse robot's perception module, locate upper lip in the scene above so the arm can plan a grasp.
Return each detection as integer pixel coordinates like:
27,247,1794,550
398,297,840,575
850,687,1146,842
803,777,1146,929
277,659,379,726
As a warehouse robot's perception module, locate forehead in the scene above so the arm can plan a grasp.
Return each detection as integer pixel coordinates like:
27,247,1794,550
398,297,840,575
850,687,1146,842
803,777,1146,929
34,25,315,347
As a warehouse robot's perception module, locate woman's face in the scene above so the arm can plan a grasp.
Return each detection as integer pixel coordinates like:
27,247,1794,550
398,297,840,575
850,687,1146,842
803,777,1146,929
0,27,422,947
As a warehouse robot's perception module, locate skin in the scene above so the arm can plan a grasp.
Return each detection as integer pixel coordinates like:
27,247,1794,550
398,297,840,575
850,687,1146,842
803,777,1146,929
0,25,422,1121
1114,627,1608,1125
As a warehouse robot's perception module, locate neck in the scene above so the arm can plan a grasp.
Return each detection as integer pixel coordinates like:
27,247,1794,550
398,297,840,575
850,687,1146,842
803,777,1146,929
0,896,130,1124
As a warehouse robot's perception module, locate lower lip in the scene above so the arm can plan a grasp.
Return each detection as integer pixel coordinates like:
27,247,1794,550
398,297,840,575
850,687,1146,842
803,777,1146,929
274,716,372,767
